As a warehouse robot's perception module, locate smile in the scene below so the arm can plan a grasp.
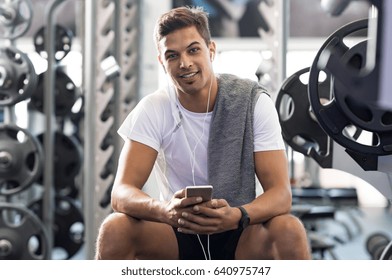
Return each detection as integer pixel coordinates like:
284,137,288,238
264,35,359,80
180,72,198,79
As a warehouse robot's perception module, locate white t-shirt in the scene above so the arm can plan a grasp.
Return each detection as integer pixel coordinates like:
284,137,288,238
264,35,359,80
118,85,285,200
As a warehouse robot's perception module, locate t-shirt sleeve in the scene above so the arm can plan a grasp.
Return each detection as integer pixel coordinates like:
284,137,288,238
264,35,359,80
117,97,162,152
253,93,286,152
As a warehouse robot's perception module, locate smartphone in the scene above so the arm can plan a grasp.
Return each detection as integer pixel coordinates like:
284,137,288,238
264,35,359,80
185,185,213,202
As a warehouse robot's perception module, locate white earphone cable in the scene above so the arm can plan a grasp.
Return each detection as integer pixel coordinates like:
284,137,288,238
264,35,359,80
167,72,214,260
190,75,213,186
193,75,213,260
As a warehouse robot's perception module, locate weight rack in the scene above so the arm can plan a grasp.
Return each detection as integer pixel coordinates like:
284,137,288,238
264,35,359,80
0,0,142,260
82,0,142,260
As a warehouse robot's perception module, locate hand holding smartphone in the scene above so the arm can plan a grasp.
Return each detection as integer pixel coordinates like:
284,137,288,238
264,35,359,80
185,185,213,202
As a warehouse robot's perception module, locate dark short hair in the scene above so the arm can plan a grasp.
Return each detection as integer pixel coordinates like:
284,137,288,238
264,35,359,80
153,6,212,50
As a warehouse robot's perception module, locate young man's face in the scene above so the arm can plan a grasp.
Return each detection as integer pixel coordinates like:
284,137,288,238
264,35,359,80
158,25,216,96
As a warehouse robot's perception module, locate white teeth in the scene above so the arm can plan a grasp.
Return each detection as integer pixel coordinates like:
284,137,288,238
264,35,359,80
181,72,197,78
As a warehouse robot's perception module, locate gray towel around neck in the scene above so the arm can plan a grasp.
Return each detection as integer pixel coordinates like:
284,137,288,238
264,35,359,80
208,73,265,206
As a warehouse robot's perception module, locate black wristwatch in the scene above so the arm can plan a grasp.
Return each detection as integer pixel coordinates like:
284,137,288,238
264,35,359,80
237,206,250,230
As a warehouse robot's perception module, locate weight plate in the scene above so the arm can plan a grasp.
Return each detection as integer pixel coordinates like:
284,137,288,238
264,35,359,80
308,19,392,156
36,131,82,197
366,232,391,260
334,40,392,133
34,24,73,61
0,46,38,106
29,195,84,260
29,68,78,117
0,124,43,196
0,0,33,40
0,202,49,260
276,67,333,168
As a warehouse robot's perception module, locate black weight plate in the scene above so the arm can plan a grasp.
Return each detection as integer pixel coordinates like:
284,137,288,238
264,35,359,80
29,196,84,260
34,24,73,61
276,67,332,168
308,19,392,156
0,124,43,196
0,202,49,260
36,131,82,197
29,68,78,117
334,40,392,133
0,46,38,106
366,232,391,260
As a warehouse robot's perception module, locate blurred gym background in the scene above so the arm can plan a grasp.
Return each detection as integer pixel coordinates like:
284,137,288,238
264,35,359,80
0,0,391,260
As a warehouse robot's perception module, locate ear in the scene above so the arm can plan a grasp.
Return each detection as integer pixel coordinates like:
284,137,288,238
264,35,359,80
158,55,166,73
209,41,216,61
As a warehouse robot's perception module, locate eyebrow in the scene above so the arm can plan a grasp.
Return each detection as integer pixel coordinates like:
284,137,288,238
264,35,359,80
164,41,201,56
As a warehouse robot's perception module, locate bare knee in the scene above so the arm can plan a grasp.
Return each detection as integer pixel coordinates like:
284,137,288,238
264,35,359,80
237,215,310,260
269,215,306,236
95,212,137,260
267,214,311,259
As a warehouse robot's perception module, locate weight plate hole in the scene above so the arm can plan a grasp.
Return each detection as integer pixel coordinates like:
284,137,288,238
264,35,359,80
15,130,27,143
25,152,36,171
1,209,24,227
278,94,294,122
17,74,28,94
299,72,310,85
381,111,392,126
342,124,361,139
66,82,75,91
58,200,71,213
0,181,19,193
343,126,380,147
70,222,84,243
28,235,45,257
35,35,44,46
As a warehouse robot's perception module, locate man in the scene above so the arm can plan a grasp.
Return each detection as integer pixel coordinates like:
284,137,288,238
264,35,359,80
95,6,311,260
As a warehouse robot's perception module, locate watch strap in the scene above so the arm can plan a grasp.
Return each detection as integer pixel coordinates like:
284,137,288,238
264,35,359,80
237,206,250,230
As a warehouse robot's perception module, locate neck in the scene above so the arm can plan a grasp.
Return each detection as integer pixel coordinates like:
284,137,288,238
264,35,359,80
177,75,218,113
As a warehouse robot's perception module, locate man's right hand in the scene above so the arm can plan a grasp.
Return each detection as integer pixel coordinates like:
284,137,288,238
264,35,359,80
163,189,203,227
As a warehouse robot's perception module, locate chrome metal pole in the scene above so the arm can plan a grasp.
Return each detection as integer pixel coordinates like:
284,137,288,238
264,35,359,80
83,0,97,260
43,0,66,259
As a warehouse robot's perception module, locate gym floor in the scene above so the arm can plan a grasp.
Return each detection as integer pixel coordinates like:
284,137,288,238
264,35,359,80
313,206,392,260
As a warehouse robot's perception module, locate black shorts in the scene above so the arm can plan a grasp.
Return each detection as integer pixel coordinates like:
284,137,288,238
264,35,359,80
173,227,243,260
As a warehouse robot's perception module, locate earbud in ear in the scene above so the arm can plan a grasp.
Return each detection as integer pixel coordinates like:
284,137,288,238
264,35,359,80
210,52,215,61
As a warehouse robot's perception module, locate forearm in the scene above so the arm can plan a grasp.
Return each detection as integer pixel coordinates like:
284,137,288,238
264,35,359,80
110,140,168,223
111,184,168,224
244,187,292,225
